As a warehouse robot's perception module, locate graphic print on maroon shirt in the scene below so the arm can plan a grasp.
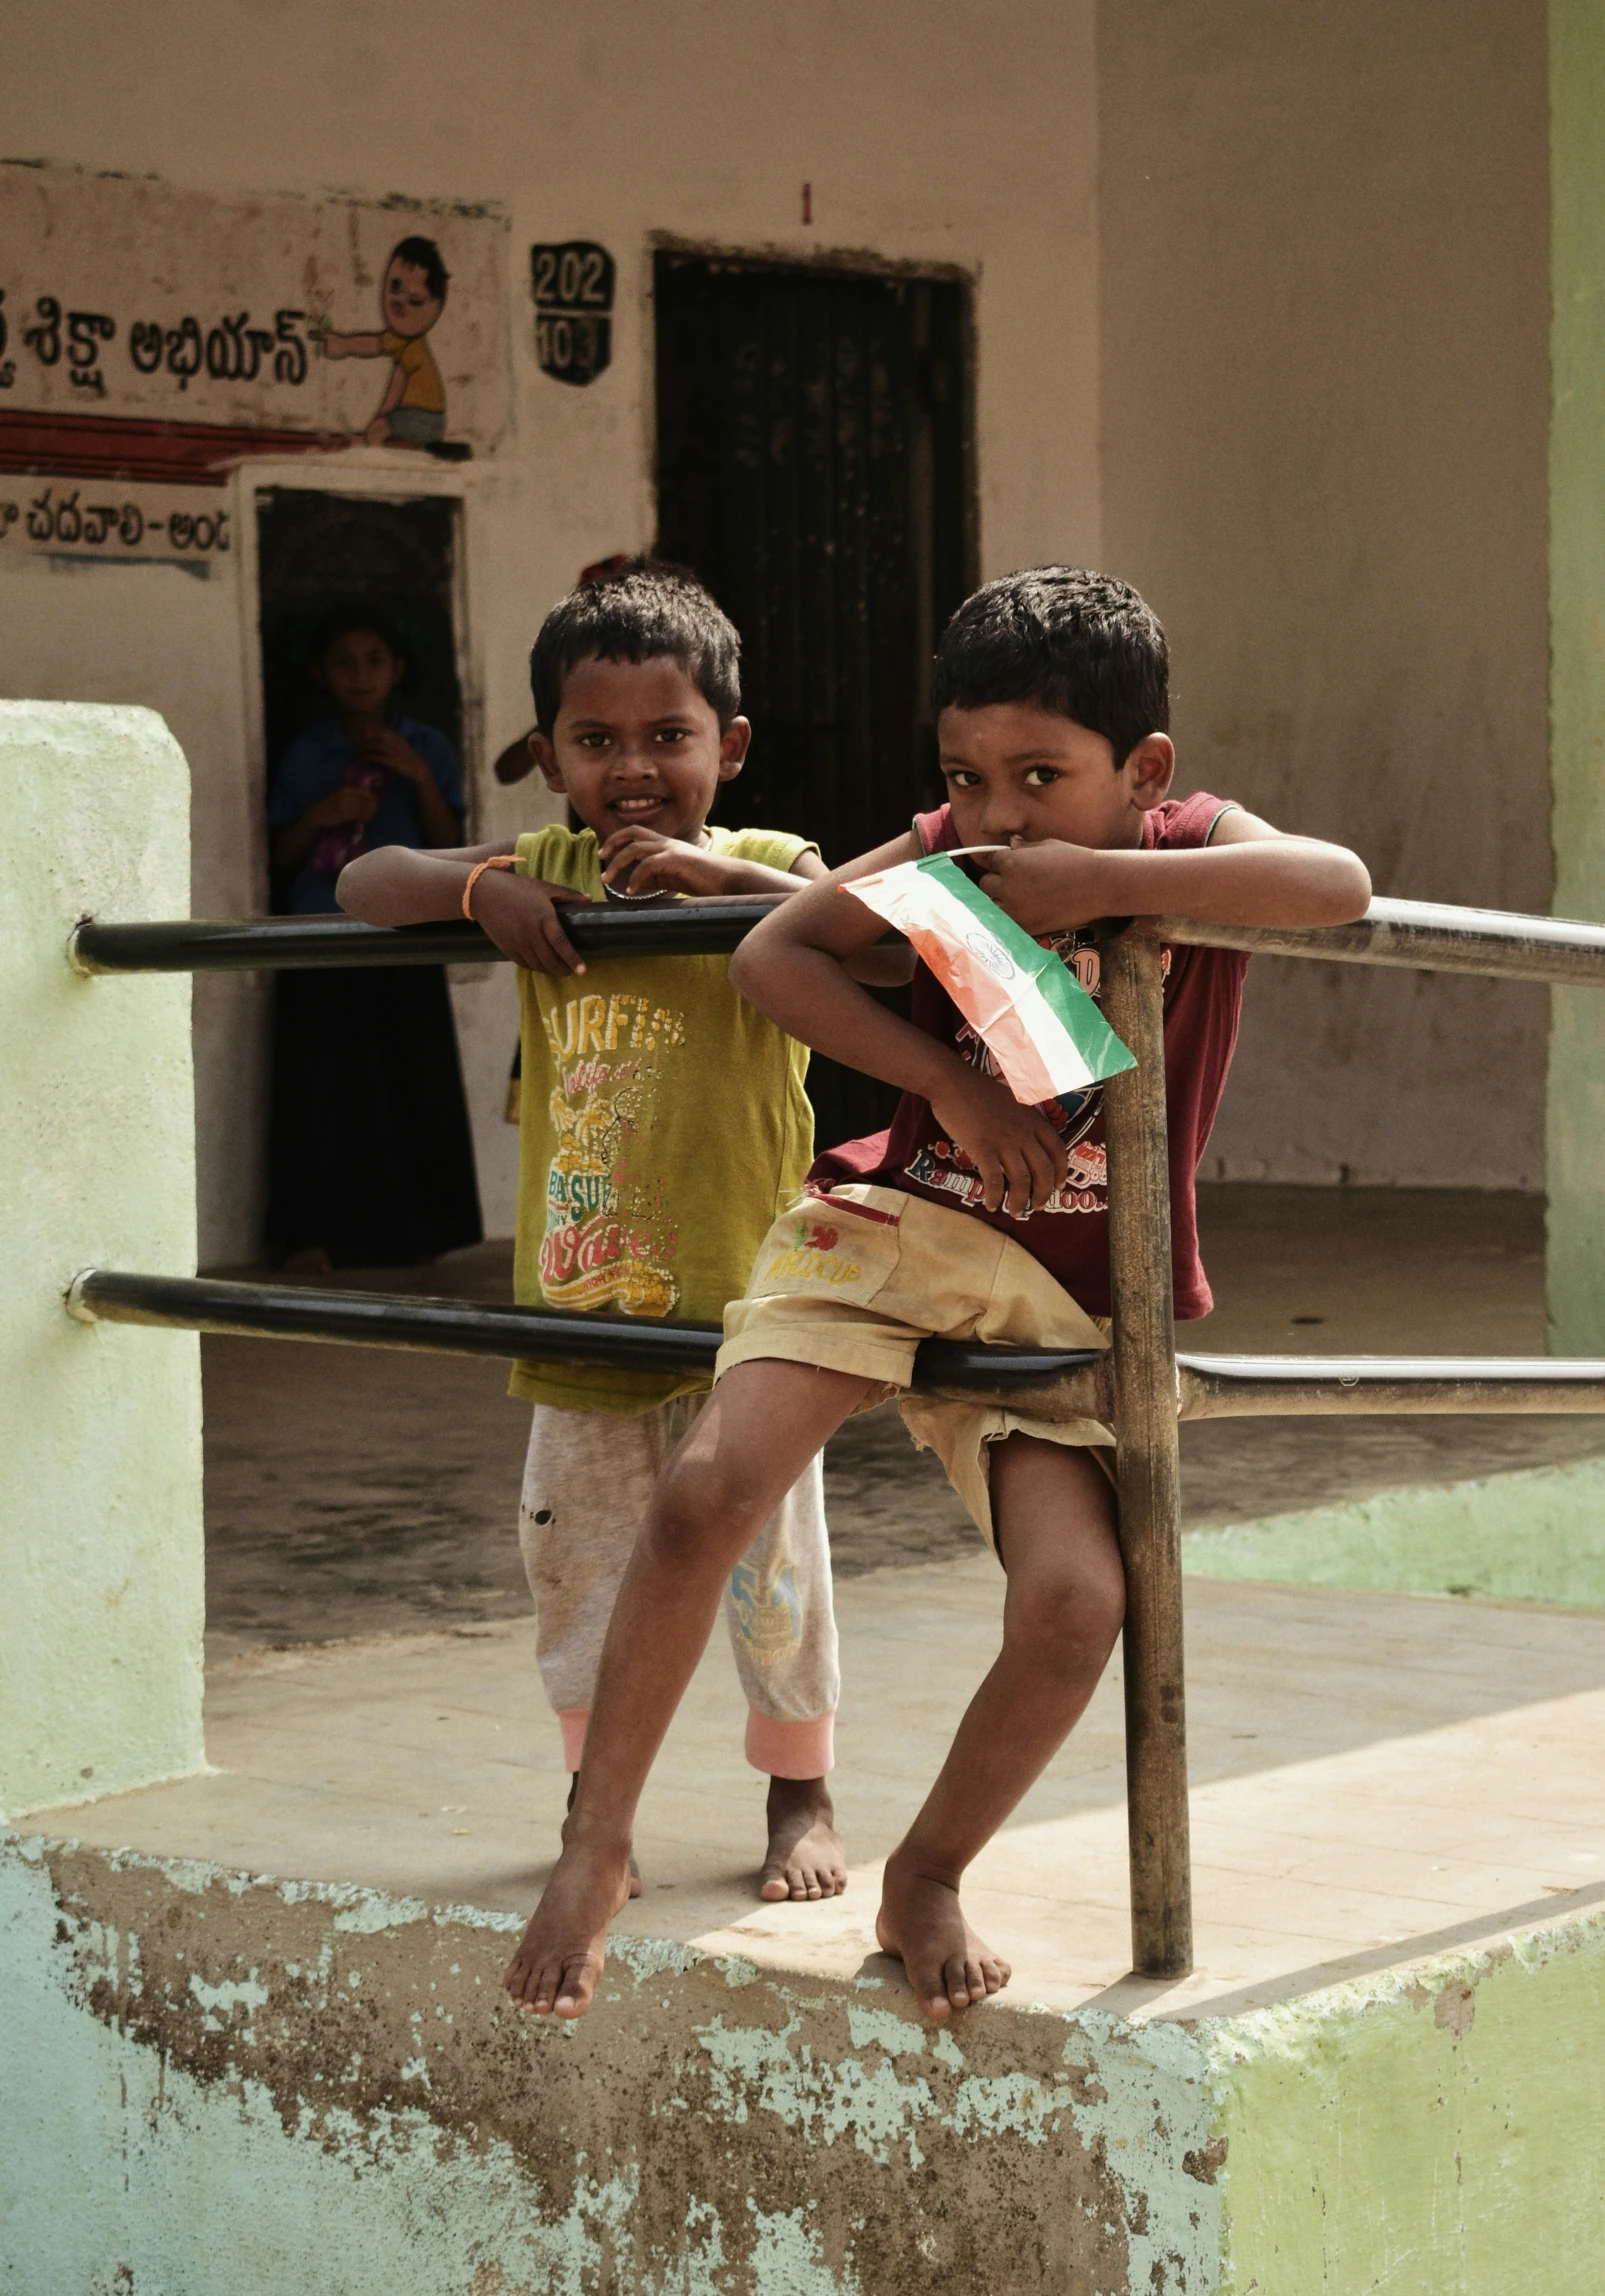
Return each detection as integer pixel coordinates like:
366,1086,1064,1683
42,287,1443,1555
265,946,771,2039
809,792,1250,1319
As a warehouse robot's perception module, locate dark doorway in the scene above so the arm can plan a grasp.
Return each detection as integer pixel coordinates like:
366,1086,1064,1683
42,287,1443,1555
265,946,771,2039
255,484,482,1271
256,487,464,906
654,253,972,1147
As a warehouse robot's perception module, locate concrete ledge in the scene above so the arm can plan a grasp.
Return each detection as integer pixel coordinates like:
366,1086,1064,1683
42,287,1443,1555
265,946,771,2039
1213,1910,1605,2293
0,1835,1220,2295
1184,1457,1605,1609
6,1833,1605,2294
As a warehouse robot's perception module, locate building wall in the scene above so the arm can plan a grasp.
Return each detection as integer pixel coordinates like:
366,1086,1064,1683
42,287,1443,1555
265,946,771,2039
1546,0,1605,1349
9,1836,1605,2295
2,0,1559,1228
1099,0,1552,1189
0,705,204,1817
0,0,1102,1261
0,557,272,1266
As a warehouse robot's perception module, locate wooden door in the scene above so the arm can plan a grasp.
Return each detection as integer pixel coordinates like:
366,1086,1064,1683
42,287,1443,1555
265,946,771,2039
655,255,971,1145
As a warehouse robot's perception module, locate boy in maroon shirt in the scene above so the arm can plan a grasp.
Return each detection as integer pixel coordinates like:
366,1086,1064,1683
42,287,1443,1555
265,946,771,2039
505,567,1371,2022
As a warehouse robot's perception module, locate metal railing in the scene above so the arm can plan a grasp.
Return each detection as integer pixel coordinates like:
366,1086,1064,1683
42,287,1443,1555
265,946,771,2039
67,902,776,974
69,1269,1605,1413
63,893,1605,1980
68,891,1605,986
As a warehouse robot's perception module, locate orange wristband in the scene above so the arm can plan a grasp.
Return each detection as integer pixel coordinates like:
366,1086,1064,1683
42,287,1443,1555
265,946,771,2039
462,853,519,921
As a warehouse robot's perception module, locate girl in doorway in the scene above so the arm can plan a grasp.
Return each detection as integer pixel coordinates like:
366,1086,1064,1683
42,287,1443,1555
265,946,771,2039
266,609,483,1269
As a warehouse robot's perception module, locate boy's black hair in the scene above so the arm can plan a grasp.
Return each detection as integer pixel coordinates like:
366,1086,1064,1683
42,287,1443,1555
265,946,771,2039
312,604,406,667
389,235,449,306
528,556,742,735
932,567,1168,768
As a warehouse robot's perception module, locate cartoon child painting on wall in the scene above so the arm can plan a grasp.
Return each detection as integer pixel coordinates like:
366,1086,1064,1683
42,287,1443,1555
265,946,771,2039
316,235,449,447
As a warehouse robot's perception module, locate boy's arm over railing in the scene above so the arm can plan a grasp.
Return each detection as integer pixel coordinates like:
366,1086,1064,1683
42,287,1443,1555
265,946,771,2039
973,808,1371,936
337,837,596,975
730,811,1370,1219
732,835,1074,1219
339,834,835,979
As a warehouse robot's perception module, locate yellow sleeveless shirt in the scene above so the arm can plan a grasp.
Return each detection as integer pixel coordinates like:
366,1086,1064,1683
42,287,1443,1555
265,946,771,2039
509,822,816,1413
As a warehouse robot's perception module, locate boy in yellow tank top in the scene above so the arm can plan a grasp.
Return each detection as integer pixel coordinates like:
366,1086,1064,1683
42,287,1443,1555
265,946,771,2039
338,560,848,1901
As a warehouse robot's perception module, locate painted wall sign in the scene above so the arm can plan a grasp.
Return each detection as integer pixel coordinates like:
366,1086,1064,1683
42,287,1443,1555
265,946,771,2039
0,477,232,567
0,164,510,483
531,242,614,386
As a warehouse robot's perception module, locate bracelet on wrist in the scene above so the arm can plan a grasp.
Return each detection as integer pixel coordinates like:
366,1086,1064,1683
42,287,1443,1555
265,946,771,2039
462,854,519,921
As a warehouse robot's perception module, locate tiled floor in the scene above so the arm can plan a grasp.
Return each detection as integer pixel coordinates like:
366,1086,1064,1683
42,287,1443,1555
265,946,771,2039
26,1556,1605,2021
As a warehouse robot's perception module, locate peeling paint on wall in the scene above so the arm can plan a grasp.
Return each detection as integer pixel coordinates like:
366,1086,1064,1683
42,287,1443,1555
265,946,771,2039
7,1835,1605,2295
0,1837,1226,2295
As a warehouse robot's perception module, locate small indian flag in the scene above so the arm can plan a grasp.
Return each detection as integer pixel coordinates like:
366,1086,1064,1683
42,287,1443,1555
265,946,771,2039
844,849,1135,1105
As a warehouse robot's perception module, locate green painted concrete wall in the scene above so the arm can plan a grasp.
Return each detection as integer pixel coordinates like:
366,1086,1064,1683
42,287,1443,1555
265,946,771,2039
0,703,204,1817
7,1836,1604,2295
1548,0,1605,1352
1210,1915,1605,2295
0,1837,1225,2296
1184,1457,1605,1609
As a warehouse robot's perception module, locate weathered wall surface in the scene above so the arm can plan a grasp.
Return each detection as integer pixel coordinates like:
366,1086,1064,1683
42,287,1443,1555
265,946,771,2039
1099,0,1552,1189
0,0,1103,1261
1212,1914,1605,2294
0,703,204,1816
8,1836,1605,2293
0,1839,1220,2296
1546,0,1605,1349
0,557,273,1271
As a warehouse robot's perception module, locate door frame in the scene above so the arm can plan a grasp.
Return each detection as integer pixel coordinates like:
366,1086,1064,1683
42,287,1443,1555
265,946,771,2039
228,452,482,913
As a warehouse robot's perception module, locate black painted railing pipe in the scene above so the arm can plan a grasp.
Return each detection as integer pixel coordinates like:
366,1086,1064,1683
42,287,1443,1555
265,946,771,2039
65,1270,1605,1419
66,899,781,975
64,1268,1110,1409
68,893,1605,986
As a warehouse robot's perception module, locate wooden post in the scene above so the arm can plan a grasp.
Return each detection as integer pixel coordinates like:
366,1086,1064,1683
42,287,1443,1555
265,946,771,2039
1099,924,1193,1978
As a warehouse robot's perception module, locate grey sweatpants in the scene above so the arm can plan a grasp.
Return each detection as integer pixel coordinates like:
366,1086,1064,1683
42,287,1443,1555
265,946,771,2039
518,1394,840,1778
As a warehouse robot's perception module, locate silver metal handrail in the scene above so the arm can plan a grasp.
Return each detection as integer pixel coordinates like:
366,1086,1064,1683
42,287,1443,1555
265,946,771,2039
1157,894,1605,984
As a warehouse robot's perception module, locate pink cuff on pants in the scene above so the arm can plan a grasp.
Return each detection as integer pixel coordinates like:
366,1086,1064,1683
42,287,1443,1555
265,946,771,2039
560,1706,835,1779
746,1708,835,1779
556,1708,589,1773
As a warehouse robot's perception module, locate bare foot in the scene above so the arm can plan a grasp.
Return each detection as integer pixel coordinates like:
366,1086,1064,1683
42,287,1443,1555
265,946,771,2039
568,1774,642,1898
875,1848,1010,2019
504,1827,634,2017
759,1776,847,1902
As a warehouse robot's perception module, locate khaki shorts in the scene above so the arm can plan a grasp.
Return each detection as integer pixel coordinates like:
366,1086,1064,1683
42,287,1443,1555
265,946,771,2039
716,1185,1114,1554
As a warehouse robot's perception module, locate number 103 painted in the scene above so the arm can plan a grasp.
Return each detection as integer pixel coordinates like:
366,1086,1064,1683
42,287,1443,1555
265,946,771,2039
531,243,615,388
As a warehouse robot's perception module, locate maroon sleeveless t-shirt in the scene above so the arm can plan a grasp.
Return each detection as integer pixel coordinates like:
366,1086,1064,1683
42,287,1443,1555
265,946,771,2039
808,793,1250,1319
